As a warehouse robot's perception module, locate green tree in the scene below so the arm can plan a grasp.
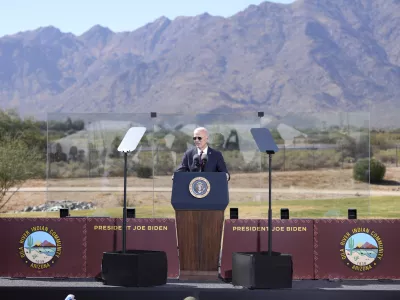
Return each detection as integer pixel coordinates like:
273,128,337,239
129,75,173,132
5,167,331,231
109,136,122,158
66,117,73,130
210,133,225,151
337,135,356,160
0,109,47,159
0,135,43,211
69,146,78,161
72,119,85,131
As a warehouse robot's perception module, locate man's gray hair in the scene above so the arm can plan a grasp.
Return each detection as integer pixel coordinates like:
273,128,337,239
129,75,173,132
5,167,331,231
194,127,208,137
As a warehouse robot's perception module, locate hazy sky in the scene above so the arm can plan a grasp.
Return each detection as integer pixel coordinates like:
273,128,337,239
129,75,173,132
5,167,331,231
0,0,295,37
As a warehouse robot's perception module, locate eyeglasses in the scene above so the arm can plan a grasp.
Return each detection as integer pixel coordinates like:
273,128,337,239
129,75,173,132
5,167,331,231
193,137,202,141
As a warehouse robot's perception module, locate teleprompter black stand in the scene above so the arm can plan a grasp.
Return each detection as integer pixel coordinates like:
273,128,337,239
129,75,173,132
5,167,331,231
231,128,293,289
101,127,167,287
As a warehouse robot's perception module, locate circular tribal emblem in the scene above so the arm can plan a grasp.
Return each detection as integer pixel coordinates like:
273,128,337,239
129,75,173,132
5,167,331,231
340,229,383,272
19,226,62,270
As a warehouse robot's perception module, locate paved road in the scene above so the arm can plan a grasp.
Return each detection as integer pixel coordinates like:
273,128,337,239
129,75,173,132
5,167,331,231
9,186,399,196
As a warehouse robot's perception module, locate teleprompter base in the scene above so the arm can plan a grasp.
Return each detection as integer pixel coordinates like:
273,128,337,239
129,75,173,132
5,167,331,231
101,250,167,287
232,251,293,289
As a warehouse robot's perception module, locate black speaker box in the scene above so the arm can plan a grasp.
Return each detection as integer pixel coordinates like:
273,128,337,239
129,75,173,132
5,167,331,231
101,250,168,287
59,208,69,218
232,251,293,289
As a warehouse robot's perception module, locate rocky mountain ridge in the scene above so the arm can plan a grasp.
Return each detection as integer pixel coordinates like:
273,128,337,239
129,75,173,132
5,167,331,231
0,0,399,126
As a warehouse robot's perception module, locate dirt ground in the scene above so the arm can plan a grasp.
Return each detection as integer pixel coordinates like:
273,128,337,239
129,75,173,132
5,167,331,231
2,167,399,213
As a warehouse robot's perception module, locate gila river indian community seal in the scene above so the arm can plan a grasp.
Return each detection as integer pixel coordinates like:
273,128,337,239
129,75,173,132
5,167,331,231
19,226,62,270
340,227,383,272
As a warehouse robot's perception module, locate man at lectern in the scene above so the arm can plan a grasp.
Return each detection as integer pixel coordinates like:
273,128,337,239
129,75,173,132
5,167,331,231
175,127,230,181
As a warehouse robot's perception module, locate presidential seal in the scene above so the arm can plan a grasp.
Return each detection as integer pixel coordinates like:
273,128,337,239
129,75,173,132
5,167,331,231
189,177,211,198
19,226,62,270
339,228,383,272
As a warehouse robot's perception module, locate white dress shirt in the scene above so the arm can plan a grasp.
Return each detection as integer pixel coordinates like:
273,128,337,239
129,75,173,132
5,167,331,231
197,146,208,157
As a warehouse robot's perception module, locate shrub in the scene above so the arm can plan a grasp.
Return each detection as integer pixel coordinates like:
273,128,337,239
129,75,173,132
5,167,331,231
353,158,386,183
137,166,153,178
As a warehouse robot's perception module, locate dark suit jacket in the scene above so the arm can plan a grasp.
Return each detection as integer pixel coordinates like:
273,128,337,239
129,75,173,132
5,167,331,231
175,146,230,179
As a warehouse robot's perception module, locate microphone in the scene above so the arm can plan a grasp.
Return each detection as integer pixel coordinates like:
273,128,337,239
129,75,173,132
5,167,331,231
201,154,208,171
192,154,200,171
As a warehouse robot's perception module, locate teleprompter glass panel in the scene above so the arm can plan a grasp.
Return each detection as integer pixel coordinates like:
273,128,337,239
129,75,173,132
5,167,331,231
257,111,371,219
46,112,153,217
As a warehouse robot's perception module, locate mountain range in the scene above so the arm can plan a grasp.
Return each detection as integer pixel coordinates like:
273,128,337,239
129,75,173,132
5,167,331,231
0,0,399,127
33,240,56,247
355,242,378,249
36,240,56,247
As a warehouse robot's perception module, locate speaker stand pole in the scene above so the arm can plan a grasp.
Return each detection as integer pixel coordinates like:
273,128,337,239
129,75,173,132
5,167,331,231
122,152,128,253
267,151,272,256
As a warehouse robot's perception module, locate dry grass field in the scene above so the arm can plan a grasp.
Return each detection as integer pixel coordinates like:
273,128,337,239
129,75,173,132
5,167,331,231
1,167,398,219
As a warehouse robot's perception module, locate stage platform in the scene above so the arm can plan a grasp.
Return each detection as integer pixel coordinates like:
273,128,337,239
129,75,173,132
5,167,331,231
0,278,399,300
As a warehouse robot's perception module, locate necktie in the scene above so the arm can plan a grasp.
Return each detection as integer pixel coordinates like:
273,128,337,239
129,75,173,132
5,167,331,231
199,150,203,169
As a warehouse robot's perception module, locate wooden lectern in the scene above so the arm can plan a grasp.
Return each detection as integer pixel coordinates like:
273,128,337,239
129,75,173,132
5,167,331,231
171,172,229,280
